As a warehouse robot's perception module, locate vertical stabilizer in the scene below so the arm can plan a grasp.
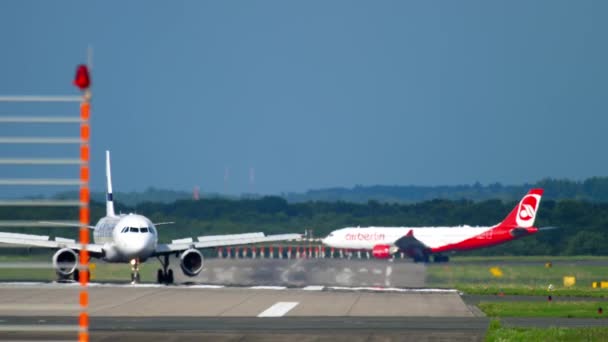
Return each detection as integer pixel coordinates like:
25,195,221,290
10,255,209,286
496,188,544,229
106,150,116,217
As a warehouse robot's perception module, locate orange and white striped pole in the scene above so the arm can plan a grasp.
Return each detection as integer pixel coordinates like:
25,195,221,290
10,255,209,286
74,65,91,342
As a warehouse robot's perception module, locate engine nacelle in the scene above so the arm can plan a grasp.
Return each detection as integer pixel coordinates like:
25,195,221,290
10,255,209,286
372,244,392,259
180,248,204,277
52,248,78,276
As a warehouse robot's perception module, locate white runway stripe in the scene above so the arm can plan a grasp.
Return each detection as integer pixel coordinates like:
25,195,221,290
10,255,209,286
302,285,324,291
0,324,79,332
248,286,287,290
257,302,299,317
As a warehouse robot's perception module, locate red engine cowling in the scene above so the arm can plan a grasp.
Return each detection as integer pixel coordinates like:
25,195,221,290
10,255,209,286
372,244,392,259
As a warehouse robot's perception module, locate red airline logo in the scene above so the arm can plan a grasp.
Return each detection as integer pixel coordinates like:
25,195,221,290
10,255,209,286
516,194,540,228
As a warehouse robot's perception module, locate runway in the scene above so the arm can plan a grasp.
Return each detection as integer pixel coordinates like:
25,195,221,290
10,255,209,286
1,258,605,341
0,317,490,342
0,283,471,317
183,258,426,287
0,282,482,341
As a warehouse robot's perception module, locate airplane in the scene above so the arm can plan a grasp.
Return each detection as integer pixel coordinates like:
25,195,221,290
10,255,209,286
0,151,301,284
322,189,547,262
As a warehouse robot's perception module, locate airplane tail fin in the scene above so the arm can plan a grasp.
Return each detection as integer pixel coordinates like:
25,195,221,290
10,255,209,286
105,150,116,217
497,189,544,229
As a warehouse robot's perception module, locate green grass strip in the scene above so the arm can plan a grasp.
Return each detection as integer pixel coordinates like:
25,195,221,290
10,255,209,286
479,302,608,318
486,319,608,342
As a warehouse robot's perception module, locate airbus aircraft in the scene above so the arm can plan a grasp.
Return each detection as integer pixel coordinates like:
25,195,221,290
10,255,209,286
0,151,300,284
322,189,545,262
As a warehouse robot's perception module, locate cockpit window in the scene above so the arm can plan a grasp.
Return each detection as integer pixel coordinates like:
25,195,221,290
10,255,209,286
140,227,149,233
129,227,138,233
149,226,156,235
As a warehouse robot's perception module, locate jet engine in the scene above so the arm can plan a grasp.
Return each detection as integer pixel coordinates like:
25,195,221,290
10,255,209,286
52,248,78,276
180,249,204,276
372,244,392,259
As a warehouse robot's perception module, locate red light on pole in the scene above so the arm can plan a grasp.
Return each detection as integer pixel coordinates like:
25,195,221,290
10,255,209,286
73,65,91,91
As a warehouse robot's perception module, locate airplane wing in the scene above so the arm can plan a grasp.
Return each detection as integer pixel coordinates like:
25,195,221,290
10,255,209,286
154,232,301,255
0,232,104,254
39,221,96,229
393,230,431,257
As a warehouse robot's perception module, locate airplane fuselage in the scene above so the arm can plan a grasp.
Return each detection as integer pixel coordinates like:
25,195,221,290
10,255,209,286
93,214,158,263
323,225,536,254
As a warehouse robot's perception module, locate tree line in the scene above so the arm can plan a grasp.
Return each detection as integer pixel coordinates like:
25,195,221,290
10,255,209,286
1,195,607,256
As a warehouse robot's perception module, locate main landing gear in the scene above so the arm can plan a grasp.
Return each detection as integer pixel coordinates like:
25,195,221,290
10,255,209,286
156,254,174,284
130,258,141,284
433,254,450,263
412,254,450,263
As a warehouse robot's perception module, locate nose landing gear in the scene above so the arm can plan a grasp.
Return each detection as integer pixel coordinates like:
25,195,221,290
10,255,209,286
156,254,174,284
130,258,140,284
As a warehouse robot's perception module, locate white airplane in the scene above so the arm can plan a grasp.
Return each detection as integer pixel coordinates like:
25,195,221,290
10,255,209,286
322,189,547,262
0,151,301,284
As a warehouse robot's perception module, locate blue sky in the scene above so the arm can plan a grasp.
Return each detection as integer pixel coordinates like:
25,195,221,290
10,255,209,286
0,1,606,195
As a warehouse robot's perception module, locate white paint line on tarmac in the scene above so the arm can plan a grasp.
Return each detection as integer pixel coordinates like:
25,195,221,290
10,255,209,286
327,286,459,293
249,286,287,290
0,324,79,332
0,304,79,311
257,302,299,317
302,285,325,291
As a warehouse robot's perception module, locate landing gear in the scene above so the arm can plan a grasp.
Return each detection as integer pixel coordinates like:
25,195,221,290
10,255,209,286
413,254,430,263
156,254,174,284
433,254,450,263
130,258,141,284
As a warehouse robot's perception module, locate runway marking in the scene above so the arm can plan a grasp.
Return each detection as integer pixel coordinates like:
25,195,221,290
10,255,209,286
257,302,299,317
0,282,459,293
302,285,325,291
249,286,287,290
358,268,368,273
0,304,79,311
0,324,79,332
184,285,225,289
372,268,383,275
328,286,459,293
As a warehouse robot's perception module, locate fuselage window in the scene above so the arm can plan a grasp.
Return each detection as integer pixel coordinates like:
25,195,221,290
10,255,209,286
130,227,138,233
149,227,156,235
140,227,148,233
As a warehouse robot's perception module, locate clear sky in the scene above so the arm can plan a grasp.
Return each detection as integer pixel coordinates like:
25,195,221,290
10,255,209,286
0,1,606,195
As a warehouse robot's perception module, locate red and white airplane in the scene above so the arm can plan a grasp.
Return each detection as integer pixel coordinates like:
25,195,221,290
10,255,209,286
322,189,544,262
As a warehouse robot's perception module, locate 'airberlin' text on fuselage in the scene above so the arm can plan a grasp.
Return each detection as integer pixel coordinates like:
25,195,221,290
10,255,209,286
345,232,385,241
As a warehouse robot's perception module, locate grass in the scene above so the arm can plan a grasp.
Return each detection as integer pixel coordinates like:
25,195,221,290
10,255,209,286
451,255,608,262
479,302,608,318
486,319,608,342
426,261,608,297
456,285,608,298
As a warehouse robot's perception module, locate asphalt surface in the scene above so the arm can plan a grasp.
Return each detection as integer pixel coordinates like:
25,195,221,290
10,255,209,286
1,258,606,341
178,258,427,287
0,284,472,317
0,317,489,342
